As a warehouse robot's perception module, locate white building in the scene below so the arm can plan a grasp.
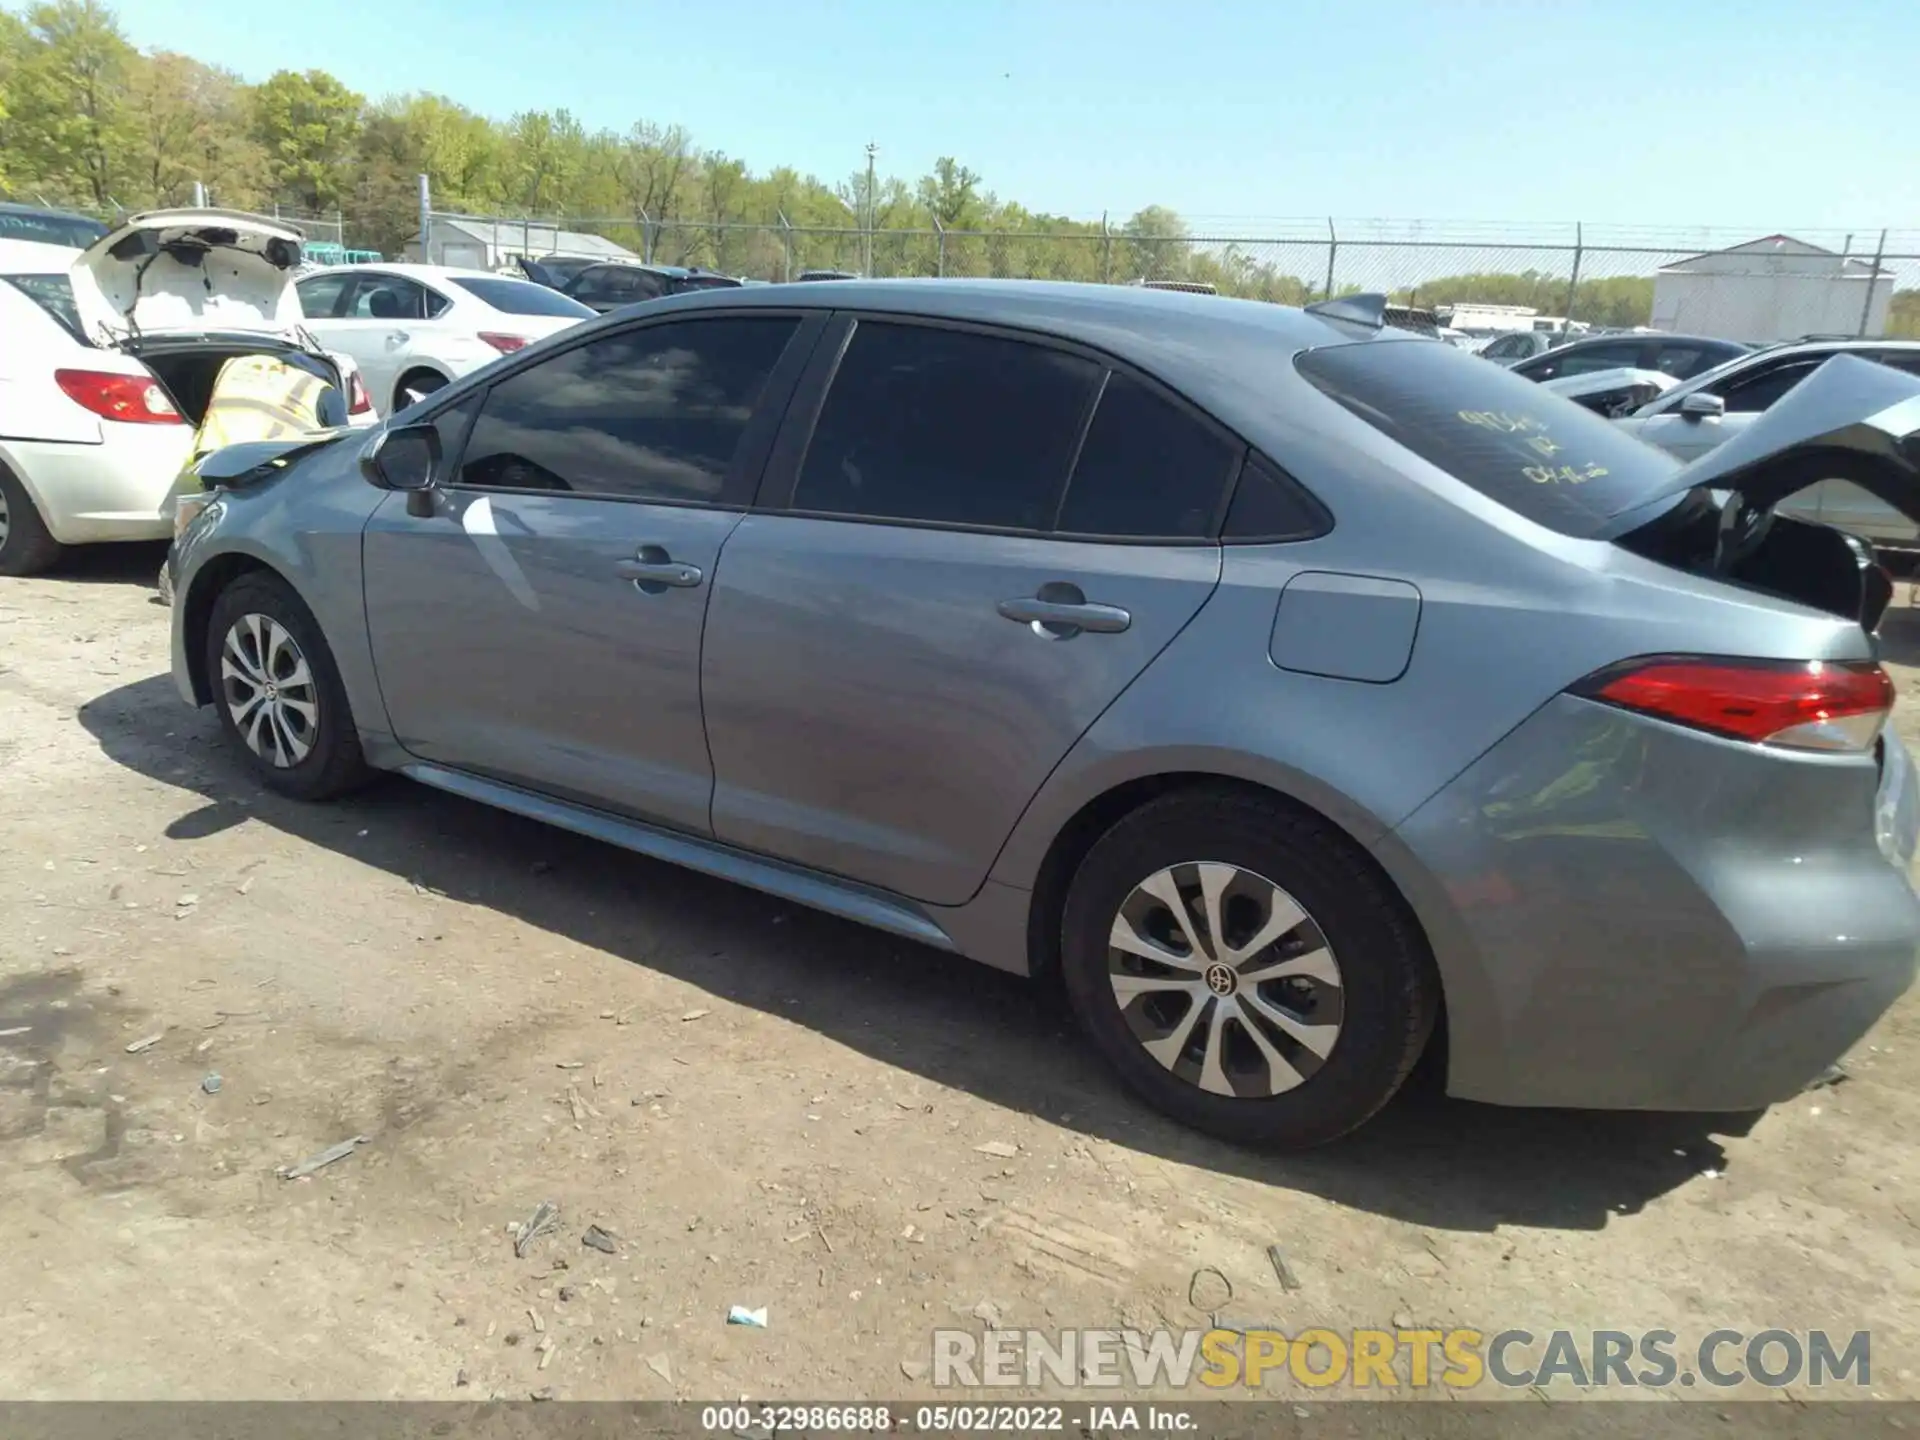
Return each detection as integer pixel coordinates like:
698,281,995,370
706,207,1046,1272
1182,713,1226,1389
404,218,639,271
1650,235,1892,345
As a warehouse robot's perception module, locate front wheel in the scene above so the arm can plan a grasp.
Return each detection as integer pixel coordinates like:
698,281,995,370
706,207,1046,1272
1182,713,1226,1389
204,572,371,800
1059,787,1438,1148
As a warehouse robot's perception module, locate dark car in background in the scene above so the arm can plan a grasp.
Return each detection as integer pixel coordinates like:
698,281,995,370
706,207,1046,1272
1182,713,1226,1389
0,200,109,248
536,260,743,313
1512,331,1751,384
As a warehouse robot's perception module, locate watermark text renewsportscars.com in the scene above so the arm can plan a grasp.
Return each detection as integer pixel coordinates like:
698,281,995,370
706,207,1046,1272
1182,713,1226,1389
931,1327,1871,1391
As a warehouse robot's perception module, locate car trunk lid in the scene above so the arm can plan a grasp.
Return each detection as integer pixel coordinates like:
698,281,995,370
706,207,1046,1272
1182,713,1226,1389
69,209,309,347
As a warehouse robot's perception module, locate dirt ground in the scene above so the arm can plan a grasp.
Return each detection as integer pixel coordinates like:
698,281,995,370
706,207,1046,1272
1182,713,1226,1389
2,544,1918,1407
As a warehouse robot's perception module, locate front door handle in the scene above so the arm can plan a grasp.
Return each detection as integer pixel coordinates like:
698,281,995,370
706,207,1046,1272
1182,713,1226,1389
616,547,703,593
998,585,1131,638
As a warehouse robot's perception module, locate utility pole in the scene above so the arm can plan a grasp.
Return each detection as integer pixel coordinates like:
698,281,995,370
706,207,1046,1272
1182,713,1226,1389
864,142,878,277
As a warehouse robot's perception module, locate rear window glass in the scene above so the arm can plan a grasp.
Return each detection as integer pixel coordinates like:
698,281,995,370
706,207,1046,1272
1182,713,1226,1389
0,210,106,247
1,273,84,340
1295,339,1682,537
447,277,596,318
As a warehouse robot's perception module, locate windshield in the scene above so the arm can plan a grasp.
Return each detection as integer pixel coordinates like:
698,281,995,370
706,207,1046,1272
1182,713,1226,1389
1296,338,1683,538
449,277,596,318
0,209,107,248
0,272,85,340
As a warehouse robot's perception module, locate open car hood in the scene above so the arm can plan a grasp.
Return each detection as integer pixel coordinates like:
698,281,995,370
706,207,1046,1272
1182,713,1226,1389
70,209,307,345
1614,354,1920,531
191,430,354,487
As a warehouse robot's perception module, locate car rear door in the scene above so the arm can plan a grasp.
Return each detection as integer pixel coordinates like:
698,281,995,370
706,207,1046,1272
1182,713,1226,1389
362,310,823,833
698,315,1232,906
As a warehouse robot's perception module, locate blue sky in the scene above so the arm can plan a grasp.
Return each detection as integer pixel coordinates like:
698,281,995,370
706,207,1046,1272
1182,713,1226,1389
104,0,1918,232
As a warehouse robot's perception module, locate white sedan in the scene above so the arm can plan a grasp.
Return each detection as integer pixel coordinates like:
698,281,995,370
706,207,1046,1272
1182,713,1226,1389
0,213,376,577
294,263,596,415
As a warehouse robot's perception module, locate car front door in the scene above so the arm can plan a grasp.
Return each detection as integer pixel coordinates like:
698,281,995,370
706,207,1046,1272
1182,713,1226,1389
698,317,1232,907
306,273,446,408
361,311,820,832
1627,355,1830,460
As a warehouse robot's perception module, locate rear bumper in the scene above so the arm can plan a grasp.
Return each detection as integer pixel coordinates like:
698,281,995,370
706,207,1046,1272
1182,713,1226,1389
1384,694,1920,1111
3,431,195,544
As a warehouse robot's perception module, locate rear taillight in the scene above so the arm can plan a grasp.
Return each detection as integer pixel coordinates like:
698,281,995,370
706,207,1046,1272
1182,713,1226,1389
479,333,527,354
1574,656,1895,753
347,372,373,415
55,369,184,424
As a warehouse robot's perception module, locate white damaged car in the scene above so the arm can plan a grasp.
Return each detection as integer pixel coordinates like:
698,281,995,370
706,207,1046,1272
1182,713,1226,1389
0,209,375,575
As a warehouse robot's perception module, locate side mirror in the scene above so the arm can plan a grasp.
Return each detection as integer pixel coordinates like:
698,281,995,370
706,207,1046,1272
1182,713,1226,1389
360,423,442,516
1680,392,1726,421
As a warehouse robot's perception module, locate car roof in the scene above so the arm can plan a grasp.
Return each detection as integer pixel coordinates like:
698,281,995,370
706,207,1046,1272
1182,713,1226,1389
307,261,519,283
1550,331,1746,350
0,200,100,219
0,236,83,271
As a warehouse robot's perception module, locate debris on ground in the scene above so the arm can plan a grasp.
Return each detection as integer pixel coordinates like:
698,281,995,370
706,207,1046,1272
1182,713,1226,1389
513,1201,561,1258
278,1134,367,1180
901,1359,930,1382
645,1353,672,1383
973,1141,1018,1159
970,1300,1004,1328
530,1387,555,1401
726,1305,769,1328
1188,1266,1233,1312
1806,1063,1849,1092
1392,1312,1413,1329
1266,1244,1302,1292
125,1031,166,1054
528,1308,545,1334
0,1026,30,1039
555,1061,584,1070
581,1225,619,1255
455,1369,469,1388
200,1073,222,1095
681,1009,711,1023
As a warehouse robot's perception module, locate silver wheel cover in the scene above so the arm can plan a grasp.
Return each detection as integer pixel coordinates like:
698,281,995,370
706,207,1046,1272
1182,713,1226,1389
1107,861,1344,1098
220,613,320,769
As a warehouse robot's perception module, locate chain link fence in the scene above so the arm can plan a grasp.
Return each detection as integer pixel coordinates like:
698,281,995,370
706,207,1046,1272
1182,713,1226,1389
414,211,1920,340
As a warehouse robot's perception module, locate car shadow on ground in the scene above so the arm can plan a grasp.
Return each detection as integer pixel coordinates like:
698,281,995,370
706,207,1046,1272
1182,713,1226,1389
79,671,1758,1235
34,542,169,592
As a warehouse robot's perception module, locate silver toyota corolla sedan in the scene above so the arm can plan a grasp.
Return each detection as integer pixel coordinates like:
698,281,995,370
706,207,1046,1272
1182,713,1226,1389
165,280,1920,1148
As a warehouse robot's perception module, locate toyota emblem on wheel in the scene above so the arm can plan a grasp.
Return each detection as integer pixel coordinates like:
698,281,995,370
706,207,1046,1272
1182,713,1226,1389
1204,963,1237,996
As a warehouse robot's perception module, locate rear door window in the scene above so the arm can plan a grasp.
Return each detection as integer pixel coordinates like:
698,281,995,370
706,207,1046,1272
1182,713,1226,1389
1296,338,1682,537
1054,372,1238,538
793,321,1099,530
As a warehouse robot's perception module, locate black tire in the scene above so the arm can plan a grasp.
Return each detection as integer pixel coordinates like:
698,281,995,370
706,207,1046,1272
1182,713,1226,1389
203,571,371,801
1059,786,1437,1149
393,369,446,415
0,464,66,577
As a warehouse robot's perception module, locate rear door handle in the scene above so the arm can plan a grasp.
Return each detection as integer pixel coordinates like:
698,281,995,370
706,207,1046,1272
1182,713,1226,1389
998,595,1131,637
615,552,704,590
387,331,410,346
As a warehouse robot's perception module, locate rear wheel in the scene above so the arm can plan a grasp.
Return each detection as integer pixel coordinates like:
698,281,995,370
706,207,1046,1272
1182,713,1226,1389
0,464,66,577
204,572,371,800
1059,787,1437,1148
394,370,446,413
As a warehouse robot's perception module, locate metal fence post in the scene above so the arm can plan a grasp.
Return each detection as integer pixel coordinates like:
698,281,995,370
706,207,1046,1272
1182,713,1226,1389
1323,218,1337,301
1100,212,1112,285
1860,228,1888,338
417,175,431,264
777,212,793,282
933,217,946,278
1561,223,1584,335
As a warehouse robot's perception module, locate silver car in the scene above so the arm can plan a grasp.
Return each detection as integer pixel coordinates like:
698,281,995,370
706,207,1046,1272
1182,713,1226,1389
165,281,1920,1148
1619,338,1920,549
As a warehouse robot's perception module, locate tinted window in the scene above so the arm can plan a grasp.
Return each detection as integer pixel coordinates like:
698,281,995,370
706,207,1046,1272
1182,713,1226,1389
1650,344,1707,377
570,267,664,307
0,209,106,247
458,317,797,503
347,276,430,320
1716,359,1825,414
1296,339,1682,538
1537,343,1641,381
1056,373,1237,537
296,273,351,318
1,273,83,339
1222,456,1331,542
795,322,1099,529
1877,352,1920,379
448,277,595,317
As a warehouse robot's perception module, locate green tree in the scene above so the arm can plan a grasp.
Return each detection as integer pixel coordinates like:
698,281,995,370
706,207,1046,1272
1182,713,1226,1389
252,68,364,211
6,0,137,206
125,52,262,208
